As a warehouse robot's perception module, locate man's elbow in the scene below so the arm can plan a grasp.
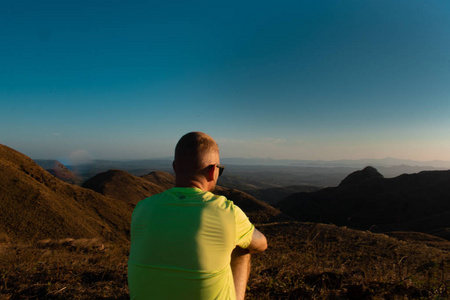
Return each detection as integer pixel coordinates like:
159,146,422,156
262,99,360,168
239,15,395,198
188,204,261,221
249,235,268,254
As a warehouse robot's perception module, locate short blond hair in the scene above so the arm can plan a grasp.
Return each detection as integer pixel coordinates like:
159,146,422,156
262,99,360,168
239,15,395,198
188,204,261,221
174,132,219,174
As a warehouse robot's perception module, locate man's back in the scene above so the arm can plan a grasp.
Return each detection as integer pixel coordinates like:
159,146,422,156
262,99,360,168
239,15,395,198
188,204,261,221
128,187,255,299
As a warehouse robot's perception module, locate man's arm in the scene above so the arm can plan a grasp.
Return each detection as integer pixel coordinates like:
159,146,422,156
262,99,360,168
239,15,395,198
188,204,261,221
231,228,267,300
246,228,267,254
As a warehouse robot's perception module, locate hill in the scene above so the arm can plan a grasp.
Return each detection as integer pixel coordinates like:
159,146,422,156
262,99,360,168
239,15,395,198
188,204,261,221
247,185,322,205
140,171,175,190
2,221,448,299
217,174,322,205
33,159,83,185
46,160,82,185
214,186,293,224
277,166,450,239
81,169,291,224
1,147,449,299
0,144,131,243
82,170,166,206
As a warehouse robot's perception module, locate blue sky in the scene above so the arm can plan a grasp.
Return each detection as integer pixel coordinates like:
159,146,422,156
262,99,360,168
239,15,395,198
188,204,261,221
1,0,450,162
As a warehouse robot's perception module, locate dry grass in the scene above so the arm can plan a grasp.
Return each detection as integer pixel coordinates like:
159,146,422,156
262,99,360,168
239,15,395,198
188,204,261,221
247,222,449,299
1,222,448,299
0,239,130,299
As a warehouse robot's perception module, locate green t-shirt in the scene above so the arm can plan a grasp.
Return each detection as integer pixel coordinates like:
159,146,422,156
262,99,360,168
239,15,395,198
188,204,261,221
128,187,255,300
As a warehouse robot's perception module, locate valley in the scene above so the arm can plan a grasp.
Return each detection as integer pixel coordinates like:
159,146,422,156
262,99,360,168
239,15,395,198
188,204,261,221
1,144,449,299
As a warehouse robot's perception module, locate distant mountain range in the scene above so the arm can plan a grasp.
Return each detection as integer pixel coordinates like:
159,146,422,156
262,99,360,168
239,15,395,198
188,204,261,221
36,156,450,169
221,157,450,168
1,144,288,242
277,166,450,240
2,142,449,242
3,144,449,299
81,169,290,224
34,157,450,188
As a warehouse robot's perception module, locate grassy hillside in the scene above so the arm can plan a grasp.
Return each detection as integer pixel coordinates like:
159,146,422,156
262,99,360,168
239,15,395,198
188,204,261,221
82,169,166,206
247,222,449,299
0,144,131,243
2,146,449,299
1,222,448,299
80,168,292,224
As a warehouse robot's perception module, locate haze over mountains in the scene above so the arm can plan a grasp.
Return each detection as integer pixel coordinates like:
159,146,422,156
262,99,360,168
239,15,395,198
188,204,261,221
2,143,450,298
2,143,449,243
221,157,450,169
36,156,450,189
1,144,289,243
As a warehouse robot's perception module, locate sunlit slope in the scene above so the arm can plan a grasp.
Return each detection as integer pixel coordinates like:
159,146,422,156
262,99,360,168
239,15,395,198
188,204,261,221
141,171,175,190
82,169,166,205
81,167,291,224
0,144,131,242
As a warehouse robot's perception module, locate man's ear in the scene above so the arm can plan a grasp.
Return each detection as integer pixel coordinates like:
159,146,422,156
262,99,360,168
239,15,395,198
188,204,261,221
207,165,215,182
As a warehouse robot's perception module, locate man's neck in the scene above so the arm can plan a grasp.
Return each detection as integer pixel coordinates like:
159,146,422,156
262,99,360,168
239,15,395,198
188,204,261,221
175,179,210,191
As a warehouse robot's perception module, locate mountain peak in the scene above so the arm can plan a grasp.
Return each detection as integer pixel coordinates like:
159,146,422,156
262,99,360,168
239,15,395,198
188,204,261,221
339,166,383,186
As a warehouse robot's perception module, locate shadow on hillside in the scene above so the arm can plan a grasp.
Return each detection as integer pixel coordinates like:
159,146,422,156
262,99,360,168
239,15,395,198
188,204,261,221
1,222,448,299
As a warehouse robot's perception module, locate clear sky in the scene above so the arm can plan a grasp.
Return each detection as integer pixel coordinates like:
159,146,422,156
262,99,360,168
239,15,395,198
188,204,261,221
1,0,450,163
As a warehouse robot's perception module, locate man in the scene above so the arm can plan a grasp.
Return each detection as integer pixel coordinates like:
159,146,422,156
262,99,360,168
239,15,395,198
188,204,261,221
128,132,267,299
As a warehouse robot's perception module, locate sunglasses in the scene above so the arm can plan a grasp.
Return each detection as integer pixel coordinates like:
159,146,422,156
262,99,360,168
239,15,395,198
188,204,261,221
215,164,225,176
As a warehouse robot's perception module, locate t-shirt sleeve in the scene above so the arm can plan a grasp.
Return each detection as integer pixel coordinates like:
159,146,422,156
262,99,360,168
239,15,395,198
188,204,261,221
234,204,255,249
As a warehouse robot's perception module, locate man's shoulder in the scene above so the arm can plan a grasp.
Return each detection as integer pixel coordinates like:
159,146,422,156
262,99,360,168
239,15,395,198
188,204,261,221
205,192,240,212
133,189,171,208
134,188,238,212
